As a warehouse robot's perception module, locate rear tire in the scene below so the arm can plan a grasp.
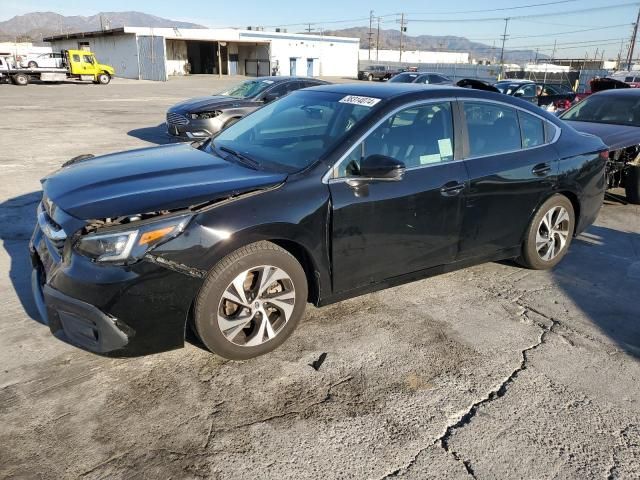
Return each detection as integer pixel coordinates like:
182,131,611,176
517,194,575,270
97,73,110,85
194,241,308,360
11,73,28,86
624,164,640,204
27,61,37,68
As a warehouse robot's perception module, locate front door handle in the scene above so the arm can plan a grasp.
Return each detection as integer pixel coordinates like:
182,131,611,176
440,181,465,197
532,163,552,176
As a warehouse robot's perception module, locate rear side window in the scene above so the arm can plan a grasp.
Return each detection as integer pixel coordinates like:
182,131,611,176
463,102,521,156
518,111,544,148
72,54,80,62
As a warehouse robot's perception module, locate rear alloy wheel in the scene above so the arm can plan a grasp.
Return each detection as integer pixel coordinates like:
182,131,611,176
97,73,111,85
368,73,373,81
27,61,38,68
194,241,307,359
518,194,575,270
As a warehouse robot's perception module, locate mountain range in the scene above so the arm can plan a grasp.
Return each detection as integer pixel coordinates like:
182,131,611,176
323,27,548,63
0,11,544,63
0,11,204,42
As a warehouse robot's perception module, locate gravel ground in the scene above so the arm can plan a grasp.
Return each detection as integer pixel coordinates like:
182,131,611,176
0,75,639,479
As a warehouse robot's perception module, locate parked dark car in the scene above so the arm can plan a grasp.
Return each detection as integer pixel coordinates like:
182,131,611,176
31,83,606,359
389,71,453,85
560,88,640,203
494,79,576,109
166,76,329,139
358,65,398,81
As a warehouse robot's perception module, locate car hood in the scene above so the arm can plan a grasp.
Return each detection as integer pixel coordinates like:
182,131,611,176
42,143,286,220
564,120,640,150
168,95,256,113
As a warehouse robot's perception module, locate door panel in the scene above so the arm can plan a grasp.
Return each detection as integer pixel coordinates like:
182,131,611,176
330,163,468,291
328,101,467,292
457,102,558,259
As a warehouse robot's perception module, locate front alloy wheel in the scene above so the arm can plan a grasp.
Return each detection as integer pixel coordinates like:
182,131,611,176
218,266,295,347
194,241,308,359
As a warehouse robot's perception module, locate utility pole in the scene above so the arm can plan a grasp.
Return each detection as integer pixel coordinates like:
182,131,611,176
397,13,407,63
594,47,599,61
306,23,313,33
498,18,510,79
627,6,640,70
376,16,381,61
367,10,374,60
617,39,625,70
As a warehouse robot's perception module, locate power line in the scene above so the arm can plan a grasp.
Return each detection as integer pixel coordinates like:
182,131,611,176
407,1,640,23
467,23,632,41
401,0,577,16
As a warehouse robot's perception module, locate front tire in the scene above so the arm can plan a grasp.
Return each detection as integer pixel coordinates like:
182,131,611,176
367,74,373,81
194,241,308,360
518,194,575,270
97,73,111,84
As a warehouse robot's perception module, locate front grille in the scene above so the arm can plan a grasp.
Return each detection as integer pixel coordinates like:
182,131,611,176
166,112,189,125
38,201,66,256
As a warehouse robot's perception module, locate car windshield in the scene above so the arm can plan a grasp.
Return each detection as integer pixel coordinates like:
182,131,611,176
560,94,640,127
494,83,523,95
207,90,382,173
218,79,276,98
389,73,419,83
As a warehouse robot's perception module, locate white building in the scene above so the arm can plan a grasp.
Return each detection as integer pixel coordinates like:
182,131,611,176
0,42,51,57
44,27,360,80
360,49,469,64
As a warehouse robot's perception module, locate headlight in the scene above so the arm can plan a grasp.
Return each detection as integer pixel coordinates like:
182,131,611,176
190,110,222,120
74,215,190,263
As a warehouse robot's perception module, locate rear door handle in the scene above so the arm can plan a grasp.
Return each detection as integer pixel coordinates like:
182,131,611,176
440,181,465,197
532,163,552,176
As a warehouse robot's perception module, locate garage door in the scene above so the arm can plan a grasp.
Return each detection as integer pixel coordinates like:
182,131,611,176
137,35,166,81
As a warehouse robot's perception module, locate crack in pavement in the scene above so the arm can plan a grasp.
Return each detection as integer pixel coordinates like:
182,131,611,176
380,308,558,479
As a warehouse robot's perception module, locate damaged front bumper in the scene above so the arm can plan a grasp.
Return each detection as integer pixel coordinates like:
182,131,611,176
29,216,204,356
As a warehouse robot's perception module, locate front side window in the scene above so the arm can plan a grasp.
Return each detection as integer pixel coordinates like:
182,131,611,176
336,102,455,177
464,102,521,157
517,84,537,97
211,90,379,173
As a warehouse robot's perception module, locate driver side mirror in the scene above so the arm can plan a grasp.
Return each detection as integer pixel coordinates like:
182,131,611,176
263,92,279,103
355,154,406,181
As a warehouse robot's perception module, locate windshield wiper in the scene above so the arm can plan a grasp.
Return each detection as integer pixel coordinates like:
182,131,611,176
219,145,260,170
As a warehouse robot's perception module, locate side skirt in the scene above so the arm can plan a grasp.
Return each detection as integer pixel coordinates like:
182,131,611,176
316,246,521,307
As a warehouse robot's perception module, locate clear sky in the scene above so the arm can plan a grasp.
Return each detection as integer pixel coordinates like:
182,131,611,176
2,0,639,59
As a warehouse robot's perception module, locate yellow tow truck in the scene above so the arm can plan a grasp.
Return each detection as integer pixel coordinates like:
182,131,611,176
3,49,115,86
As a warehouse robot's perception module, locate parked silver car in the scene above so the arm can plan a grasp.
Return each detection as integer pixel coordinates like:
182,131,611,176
166,76,329,139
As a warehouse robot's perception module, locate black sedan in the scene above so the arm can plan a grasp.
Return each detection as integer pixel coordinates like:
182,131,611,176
31,83,606,359
166,76,329,139
560,88,640,203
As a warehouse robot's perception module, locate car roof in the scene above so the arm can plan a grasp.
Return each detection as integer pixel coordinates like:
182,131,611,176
590,88,640,97
496,79,534,84
306,82,462,99
253,76,328,83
